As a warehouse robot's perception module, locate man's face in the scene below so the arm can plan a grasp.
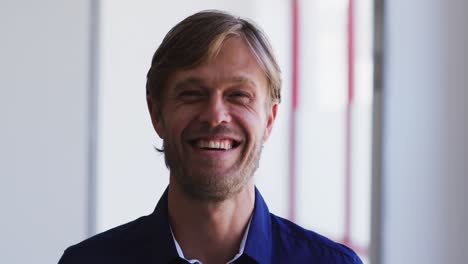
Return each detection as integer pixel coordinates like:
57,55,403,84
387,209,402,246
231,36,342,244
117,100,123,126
148,37,278,201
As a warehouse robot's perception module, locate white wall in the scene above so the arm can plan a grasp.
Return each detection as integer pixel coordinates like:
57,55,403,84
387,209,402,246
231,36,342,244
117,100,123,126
249,0,291,222
0,1,91,263
381,0,468,263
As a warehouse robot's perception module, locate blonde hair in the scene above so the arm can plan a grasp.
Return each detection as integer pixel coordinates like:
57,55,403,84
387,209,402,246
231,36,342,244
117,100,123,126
146,10,281,105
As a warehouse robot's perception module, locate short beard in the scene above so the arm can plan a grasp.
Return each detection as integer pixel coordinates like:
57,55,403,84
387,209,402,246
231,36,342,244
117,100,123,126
163,139,262,202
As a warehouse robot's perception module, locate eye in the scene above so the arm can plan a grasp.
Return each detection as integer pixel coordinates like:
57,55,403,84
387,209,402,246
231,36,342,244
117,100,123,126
178,90,204,101
180,90,202,96
228,90,252,104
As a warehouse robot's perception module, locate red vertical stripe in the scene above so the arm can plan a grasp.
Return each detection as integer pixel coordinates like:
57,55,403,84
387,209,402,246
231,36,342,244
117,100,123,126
292,0,299,110
347,0,355,104
342,0,370,257
344,0,355,245
289,0,299,221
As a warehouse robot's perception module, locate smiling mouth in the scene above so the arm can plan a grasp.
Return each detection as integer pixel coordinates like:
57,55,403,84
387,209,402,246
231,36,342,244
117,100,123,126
190,139,241,151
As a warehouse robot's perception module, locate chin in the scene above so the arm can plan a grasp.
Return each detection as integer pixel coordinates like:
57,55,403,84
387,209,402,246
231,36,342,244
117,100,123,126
176,169,251,202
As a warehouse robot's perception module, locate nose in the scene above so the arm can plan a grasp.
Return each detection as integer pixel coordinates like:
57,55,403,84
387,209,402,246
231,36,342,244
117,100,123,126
198,94,231,127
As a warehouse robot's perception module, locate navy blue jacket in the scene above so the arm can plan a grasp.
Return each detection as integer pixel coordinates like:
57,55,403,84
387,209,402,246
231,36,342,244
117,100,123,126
59,188,362,263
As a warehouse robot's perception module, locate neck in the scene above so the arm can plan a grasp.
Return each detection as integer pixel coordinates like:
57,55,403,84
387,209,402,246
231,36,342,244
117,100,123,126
168,177,255,264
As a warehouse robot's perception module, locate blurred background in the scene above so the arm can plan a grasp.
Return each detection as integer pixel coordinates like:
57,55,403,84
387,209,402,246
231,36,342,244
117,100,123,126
1,0,466,263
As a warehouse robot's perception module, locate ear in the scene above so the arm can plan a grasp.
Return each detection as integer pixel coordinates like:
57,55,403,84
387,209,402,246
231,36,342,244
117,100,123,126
262,102,278,142
147,95,166,139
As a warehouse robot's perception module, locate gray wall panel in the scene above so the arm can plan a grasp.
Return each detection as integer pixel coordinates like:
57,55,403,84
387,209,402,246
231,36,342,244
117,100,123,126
0,1,91,262
382,0,468,263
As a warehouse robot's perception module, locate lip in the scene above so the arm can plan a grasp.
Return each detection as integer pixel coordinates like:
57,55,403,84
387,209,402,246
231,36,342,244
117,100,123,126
187,134,242,142
188,135,242,145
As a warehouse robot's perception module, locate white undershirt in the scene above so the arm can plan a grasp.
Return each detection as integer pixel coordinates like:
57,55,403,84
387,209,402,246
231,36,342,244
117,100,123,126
170,218,252,264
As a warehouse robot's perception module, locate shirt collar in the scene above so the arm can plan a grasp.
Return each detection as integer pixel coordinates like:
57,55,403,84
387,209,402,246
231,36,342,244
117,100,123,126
149,187,272,263
170,217,252,264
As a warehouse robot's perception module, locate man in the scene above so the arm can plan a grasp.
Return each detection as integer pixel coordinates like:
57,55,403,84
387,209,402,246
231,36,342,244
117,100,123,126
59,10,362,264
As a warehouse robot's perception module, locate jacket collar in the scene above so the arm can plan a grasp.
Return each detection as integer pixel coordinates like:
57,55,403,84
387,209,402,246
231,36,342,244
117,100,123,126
147,188,180,263
243,187,272,263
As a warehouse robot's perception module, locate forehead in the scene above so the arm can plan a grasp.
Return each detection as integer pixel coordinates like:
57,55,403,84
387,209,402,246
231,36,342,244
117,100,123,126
167,37,268,91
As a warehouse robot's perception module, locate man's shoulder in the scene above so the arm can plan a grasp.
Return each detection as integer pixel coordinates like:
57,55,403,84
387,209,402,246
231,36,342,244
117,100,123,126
269,213,363,263
58,215,153,263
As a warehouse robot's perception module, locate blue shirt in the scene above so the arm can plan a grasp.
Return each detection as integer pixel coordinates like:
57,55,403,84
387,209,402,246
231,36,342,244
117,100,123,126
59,187,363,263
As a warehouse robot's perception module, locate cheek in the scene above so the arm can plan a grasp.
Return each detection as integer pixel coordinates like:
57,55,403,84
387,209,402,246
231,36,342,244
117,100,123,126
170,110,200,141
161,109,186,138
237,109,268,141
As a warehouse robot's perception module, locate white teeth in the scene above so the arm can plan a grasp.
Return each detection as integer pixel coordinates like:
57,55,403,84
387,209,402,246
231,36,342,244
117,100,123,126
196,140,233,150
209,141,217,149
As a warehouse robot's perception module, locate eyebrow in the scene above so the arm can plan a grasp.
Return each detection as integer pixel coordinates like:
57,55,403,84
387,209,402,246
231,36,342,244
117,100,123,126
173,75,258,92
227,76,258,88
173,77,205,92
